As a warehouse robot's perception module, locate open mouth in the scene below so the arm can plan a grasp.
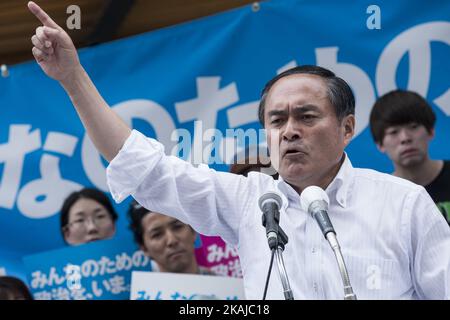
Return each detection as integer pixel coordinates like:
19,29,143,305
283,149,306,157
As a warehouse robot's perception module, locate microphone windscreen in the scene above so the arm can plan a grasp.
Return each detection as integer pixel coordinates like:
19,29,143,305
300,186,329,212
258,192,283,210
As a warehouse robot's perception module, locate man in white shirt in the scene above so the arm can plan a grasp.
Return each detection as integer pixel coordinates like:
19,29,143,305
28,1,450,299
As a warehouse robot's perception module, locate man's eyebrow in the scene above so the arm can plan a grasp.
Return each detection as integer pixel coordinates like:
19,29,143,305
169,220,184,226
147,226,162,233
267,104,320,117
267,109,288,117
292,104,321,112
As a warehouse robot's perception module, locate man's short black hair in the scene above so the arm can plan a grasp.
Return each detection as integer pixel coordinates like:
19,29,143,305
369,90,436,145
127,200,151,247
60,188,118,240
258,65,355,125
127,201,196,248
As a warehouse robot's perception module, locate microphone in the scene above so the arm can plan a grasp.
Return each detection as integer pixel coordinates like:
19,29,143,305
300,186,357,300
300,186,335,237
259,192,294,300
259,192,283,250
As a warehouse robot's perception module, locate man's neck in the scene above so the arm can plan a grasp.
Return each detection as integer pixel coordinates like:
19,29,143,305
394,158,443,186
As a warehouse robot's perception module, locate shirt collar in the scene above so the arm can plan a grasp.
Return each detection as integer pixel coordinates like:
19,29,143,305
276,152,354,209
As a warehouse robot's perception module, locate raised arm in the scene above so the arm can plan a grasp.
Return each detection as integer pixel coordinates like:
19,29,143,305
28,1,131,161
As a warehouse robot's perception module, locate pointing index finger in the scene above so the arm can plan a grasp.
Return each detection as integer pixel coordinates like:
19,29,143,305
27,1,60,29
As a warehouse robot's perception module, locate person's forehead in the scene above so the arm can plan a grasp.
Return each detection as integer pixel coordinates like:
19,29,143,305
266,74,328,106
384,122,425,131
389,121,421,126
142,212,181,230
69,198,106,216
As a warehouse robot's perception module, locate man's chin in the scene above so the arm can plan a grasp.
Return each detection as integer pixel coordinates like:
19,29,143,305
168,263,189,274
400,155,424,167
280,163,308,178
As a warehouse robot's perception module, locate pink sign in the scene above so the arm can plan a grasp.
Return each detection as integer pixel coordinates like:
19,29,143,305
195,235,242,278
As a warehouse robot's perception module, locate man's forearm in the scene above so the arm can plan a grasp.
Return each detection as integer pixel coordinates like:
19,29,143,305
61,66,131,162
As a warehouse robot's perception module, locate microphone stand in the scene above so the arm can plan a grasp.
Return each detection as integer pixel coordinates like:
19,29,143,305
301,187,357,300
274,227,294,300
326,233,357,300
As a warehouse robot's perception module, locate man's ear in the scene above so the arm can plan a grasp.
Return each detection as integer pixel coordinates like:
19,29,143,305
140,244,152,259
429,127,435,139
190,228,198,246
342,115,355,146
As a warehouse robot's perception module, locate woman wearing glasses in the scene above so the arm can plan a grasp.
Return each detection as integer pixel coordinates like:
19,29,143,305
60,188,118,245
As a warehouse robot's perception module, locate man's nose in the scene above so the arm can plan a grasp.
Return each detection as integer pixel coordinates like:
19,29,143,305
282,118,300,141
399,128,412,144
166,230,179,247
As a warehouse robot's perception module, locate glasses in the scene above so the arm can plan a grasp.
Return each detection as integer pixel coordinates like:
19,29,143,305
66,213,112,232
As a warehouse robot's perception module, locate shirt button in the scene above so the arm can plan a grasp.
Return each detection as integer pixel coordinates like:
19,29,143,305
311,247,316,253
313,283,318,292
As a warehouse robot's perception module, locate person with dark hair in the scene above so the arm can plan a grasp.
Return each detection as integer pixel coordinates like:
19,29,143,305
60,188,118,245
258,65,355,125
127,201,212,275
0,276,34,300
370,90,450,225
28,2,450,299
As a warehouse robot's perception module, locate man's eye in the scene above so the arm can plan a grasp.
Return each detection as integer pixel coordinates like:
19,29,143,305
387,130,398,135
150,233,162,239
410,123,419,129
173,224,184,230
302,115,316,121
270,118,282,125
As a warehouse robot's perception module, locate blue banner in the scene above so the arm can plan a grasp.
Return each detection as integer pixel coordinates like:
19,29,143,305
22,235,151,300
0,0,449,283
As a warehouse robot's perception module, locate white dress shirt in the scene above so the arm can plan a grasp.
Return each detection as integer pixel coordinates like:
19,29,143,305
107,130,450,300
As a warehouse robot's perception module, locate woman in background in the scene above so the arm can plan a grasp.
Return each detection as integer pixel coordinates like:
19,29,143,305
60,188,118,245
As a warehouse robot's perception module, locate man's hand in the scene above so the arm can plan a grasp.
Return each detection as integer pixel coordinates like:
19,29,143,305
27,1,131,162
28,1,81,82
